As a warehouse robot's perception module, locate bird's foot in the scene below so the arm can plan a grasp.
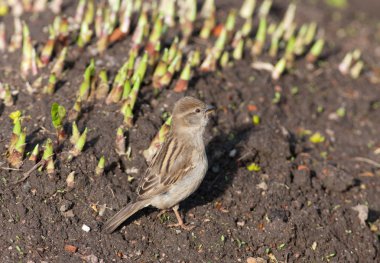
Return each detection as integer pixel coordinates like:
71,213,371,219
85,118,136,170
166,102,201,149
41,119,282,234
168,205,195,230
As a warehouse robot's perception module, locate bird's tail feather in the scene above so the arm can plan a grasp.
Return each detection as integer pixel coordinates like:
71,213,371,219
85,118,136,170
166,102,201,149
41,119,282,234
103,200,149,233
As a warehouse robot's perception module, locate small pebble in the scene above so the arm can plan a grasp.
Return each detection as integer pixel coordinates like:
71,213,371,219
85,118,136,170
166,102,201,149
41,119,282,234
237,221,245,227
328,112,339,120
59,200,73,212
256,182,268,191
212,165,220,173
63,210,75,218
82,224,91,232
311,241,317,250
247,257,266,263
126,167,139,174
229,149,237,158
98,204,107,217
22,181,31,193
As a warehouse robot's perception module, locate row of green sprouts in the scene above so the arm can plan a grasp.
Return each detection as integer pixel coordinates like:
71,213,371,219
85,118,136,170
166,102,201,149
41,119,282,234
0,0,65,16
0,0,333,82
4,102,171,178
0,0,364,85
6,108,88,174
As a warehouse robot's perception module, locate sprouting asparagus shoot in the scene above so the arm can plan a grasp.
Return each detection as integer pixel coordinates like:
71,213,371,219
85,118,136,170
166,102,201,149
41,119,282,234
115,126,126,156
29,144,39,162
41,138,54,174
68,127,88,161
272,57,287,80
70,121,80,145
306,39,325,63
8,129,26,168
95,156,105,176
51,102,67,143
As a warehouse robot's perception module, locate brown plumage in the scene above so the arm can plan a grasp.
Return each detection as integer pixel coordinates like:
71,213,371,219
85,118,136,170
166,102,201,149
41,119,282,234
104,96,214,233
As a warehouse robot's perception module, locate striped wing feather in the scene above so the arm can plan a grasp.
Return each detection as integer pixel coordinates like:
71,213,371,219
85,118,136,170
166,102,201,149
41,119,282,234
137,133,194,200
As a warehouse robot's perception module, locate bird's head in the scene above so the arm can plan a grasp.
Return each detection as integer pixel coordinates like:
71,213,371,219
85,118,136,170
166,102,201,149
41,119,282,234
172,96,214,134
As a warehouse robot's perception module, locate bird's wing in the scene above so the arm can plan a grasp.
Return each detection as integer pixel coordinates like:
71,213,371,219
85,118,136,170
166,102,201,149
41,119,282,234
136,134,195,200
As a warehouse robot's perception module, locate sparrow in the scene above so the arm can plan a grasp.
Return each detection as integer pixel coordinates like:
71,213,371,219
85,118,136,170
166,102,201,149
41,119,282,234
104,96,215,233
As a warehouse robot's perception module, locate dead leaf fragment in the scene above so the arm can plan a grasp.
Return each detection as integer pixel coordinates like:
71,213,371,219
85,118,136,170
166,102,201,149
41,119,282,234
311,241,317,250
117,251,124,258
64,244,78,253
247,257,266,263
297,165,309,171
66,171,75,188
352,204,368,226
214,201,229,212
247,104,258,112
80,254,99,263
90,203,98,213
359,172,374,177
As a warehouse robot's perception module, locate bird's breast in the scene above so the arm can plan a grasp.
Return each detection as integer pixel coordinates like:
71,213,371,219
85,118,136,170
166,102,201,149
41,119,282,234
151,152,208,210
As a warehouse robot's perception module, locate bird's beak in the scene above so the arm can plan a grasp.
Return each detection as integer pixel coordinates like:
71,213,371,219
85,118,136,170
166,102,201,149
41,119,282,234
205,104,215,114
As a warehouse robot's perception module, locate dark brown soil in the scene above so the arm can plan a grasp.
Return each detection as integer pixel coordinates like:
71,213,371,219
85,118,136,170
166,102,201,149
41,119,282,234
1,0,380,262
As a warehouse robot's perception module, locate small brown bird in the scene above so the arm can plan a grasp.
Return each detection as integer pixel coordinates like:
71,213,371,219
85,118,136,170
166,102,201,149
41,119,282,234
104,96,214,233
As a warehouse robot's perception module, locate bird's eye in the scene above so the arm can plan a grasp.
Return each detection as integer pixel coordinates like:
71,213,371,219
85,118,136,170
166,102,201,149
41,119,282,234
195,108,201,113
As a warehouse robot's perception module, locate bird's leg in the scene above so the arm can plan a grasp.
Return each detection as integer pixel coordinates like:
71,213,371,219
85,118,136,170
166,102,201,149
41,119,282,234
168,205,194,230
